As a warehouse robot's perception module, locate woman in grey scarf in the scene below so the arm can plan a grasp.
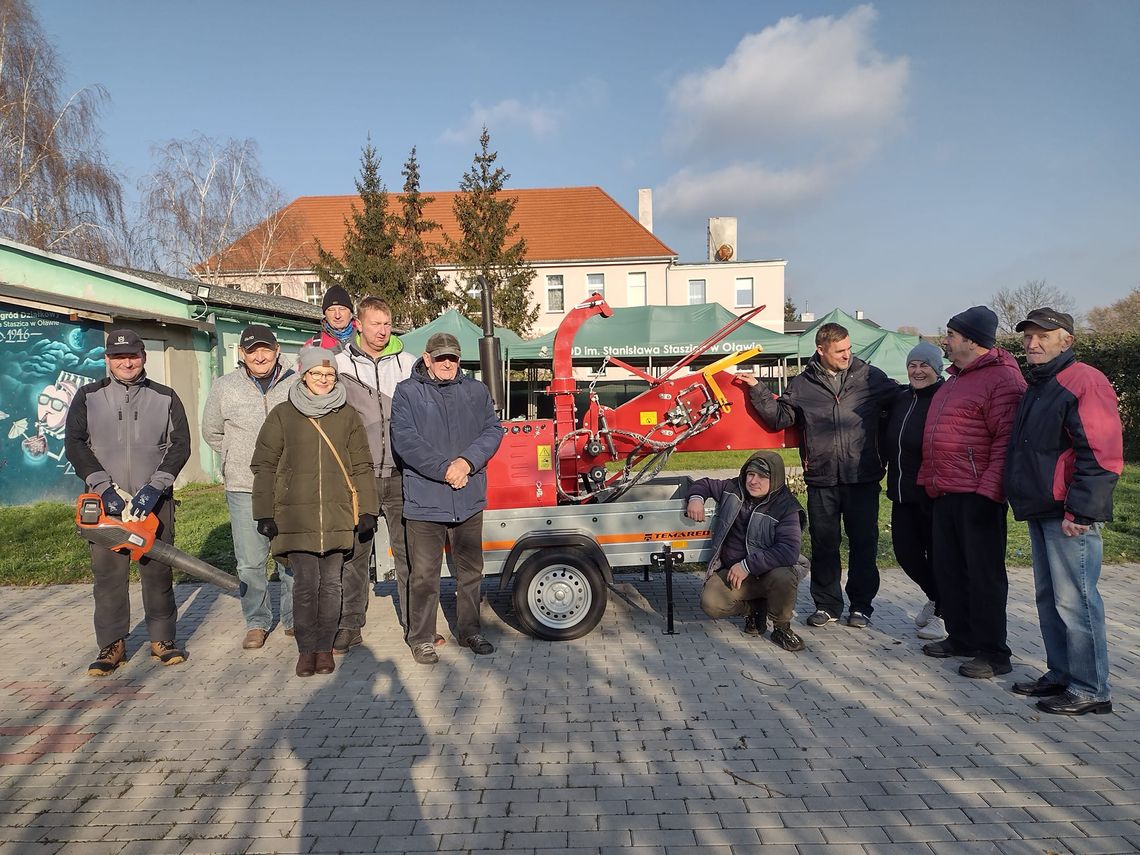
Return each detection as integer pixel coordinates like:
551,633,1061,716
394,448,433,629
251,347,379,677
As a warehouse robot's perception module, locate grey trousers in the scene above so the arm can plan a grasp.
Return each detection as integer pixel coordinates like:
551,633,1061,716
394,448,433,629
405,513,484,647
287,551,344,654
340,474,409,633
700,565,799,627
91,498,176,648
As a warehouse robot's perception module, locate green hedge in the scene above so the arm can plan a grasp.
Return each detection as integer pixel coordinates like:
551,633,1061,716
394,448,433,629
1000,332,1140,462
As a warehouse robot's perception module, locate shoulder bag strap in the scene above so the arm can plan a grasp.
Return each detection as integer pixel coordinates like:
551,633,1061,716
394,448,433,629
308,417,360,520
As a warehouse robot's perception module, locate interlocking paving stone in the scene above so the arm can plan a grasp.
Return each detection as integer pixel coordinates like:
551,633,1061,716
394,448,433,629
0,563,1137,853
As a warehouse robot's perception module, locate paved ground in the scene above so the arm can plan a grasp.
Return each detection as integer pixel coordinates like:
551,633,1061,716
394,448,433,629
1,561,1138,855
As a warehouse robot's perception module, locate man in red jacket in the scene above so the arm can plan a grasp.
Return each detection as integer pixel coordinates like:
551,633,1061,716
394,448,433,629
917,305,1026,679
1005,308,1122,715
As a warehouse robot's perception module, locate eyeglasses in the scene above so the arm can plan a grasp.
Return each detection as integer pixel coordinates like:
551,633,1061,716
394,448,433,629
432,354,460,364
306,371,337,381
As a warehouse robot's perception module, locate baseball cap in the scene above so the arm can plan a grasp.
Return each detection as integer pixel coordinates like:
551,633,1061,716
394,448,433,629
105,329,144,356
1014,307,1075,335
239,324,278,350
426,333,461,359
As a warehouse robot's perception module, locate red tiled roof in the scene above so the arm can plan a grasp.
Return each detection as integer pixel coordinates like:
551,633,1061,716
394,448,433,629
214,186,676,272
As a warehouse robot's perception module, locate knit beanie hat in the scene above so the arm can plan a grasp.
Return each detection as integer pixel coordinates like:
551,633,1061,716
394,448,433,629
946,305,998,350
906,340,944,374
321,285,353,313
743,457,770,477
297,347,338,376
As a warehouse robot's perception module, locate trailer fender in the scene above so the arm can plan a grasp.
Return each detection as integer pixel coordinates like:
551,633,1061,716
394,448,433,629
497,530,612,591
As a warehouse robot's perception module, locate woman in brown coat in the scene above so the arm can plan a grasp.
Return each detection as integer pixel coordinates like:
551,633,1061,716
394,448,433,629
251,347,379,677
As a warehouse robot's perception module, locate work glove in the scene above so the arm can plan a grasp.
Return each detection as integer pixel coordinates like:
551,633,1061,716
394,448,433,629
256,518,278,539
357,513,378,539
127,484,163,521
100,486,126,517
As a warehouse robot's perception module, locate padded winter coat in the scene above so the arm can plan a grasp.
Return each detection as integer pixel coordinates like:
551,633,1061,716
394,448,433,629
250,397,378,557
917,348,1026,503
1005,350,1123,524
748,354,897,488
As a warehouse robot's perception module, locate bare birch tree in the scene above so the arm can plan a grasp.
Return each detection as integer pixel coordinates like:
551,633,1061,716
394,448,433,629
0,0,123,261
138,134,292,283
991,279,1077,333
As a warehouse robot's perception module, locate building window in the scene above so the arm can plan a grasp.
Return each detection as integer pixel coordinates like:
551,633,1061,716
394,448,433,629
265,282,282,297
735,277,753,307
627,271,647,306
688,279,706,305
546,275,565,313
305,282,322,305
586,272,605,300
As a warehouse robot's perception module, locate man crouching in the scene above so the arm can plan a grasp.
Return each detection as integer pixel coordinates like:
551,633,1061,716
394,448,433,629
685,450,807,652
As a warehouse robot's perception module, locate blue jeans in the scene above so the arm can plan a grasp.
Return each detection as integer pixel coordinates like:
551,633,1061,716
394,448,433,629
1028,517,1110,701
226,491,294,632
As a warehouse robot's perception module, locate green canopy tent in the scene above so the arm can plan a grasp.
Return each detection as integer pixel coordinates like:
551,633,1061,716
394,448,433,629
505,303,798,365
794,308,889,358
856,330,930,382
400,308,524,361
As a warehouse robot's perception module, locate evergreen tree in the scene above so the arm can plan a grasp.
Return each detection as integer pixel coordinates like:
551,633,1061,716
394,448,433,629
784,296,800,323
312,139,400,311
446,127,538,336
392,146,452,328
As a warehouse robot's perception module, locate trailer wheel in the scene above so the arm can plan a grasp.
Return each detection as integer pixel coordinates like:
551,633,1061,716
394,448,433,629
513,549,607,641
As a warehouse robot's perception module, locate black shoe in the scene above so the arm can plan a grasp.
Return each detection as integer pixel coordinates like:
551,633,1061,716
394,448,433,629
332,628,362,655
770,625,805,652
1036,692,1113,716
743,611,765,636
1012,676,1067,697
922,639,974,659
806,609,837,627
958,657,1012,679
459,634,494,655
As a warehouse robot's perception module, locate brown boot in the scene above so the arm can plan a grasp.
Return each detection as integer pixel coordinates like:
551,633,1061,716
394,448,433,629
314,651,335,675
242,629,269,649
88,639,126,676
296,652,317,677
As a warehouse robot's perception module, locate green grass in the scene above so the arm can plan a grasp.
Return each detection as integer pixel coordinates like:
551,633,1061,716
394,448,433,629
3,466,1139,585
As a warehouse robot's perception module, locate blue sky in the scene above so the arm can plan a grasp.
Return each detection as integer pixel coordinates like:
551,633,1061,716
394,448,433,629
36,1,1140,333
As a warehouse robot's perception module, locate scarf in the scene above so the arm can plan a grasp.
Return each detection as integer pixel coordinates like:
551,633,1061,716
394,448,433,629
288,376,346,417
324,320,356,345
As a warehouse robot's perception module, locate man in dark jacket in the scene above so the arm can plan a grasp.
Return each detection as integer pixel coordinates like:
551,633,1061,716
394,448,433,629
390,333,504,665
65,329,191,675
1005,308,1123,715
686,450,807,652
742,323,896,629
917,305,1026,680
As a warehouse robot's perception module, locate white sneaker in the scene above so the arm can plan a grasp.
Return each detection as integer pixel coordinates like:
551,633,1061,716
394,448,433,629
917,616,947,640
915,600,937,628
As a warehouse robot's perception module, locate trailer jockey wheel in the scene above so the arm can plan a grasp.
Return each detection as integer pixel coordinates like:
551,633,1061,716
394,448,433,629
513,548,608,641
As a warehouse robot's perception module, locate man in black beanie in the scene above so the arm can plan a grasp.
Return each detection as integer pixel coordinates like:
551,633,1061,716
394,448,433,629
303,285,358,354
917,304,1026,680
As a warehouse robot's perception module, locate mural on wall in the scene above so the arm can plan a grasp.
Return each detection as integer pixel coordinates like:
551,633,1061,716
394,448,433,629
0,304,105,504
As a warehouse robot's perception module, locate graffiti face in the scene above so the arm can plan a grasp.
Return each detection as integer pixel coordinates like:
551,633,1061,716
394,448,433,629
37,381,77,432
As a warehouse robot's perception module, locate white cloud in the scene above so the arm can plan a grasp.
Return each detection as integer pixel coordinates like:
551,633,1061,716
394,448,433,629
656,162,837,218
440,98,560,144
658,5,908,216
670,4,907,148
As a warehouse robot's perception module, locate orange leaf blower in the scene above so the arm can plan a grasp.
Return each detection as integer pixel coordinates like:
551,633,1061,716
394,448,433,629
75,493,239,593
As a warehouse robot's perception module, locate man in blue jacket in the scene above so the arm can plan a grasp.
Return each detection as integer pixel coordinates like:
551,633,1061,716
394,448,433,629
390,333,504,665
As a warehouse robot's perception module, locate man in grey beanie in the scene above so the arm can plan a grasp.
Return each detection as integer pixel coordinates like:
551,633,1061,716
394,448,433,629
917,305,1026,680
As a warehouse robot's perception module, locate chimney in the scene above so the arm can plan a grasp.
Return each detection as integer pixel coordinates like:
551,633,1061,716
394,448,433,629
855,309,865,321
708,217,737,262
637,188,653,233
